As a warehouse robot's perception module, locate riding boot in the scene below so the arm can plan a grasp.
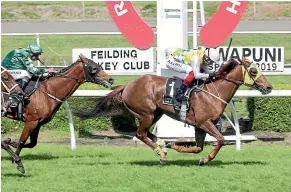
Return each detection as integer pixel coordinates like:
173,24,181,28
176,84,188,101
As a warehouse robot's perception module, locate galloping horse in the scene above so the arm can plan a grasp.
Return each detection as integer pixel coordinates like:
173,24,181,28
76,57,273,165
1,66,26,173
2,54,114,173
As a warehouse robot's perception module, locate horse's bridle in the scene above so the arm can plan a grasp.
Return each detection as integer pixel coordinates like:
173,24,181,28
1,67,20,94
218,61,260,88
34,58,103,103
50,58,102,84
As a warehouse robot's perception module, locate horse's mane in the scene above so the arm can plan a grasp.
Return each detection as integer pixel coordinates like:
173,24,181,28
58,59,82,74
216,58,240,78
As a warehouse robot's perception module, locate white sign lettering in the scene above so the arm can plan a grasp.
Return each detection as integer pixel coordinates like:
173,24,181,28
209,46,284,72
226,0,241,15
72,48,154,74
114,1,128,17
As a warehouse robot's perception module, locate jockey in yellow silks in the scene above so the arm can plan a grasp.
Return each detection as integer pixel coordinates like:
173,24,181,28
166,47,220,101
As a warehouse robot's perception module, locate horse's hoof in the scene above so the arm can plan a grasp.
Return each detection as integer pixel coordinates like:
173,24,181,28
199,158,205,166
160,159,168,165
16,161,25,174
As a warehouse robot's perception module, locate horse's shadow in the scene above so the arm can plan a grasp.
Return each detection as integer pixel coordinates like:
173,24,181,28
128,159,268,167
81,159,267,167
2,173,30,178
1,154,59,161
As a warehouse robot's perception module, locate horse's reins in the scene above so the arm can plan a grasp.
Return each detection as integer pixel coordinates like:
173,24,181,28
201,61,258,105
33,59,100,103
1,67,19,94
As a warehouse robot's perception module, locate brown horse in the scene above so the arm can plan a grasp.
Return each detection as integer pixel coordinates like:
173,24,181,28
75,57,273,165
2,54,114,173
1,66,26,173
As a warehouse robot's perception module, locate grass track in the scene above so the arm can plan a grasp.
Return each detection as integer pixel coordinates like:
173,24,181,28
2,144,291,192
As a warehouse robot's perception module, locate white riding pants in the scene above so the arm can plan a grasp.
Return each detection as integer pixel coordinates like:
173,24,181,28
7,70,32,80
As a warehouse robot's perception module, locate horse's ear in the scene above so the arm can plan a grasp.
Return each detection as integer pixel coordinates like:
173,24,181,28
79,54,88,63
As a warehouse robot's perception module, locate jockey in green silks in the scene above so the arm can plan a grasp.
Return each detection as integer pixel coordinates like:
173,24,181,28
1,43,54,114
2,43,54,89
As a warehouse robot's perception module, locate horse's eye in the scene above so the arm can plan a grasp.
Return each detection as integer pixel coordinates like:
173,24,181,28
250,68,258,76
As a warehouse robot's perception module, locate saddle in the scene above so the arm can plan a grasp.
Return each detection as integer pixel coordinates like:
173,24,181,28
2,72,50,121
163,77,205,122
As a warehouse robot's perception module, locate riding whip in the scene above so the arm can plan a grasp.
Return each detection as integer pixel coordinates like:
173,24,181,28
225,38,233,62
37,58,49,68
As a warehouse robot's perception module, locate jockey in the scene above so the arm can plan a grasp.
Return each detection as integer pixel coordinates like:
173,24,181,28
166,47,220,101
2,43,54,89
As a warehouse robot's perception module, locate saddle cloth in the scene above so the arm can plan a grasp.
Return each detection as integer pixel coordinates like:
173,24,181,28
163,77,204,121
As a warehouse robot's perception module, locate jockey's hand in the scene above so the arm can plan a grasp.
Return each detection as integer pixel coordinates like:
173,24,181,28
45,68,54,73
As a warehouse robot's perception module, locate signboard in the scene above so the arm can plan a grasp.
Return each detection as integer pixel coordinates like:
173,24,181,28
164,8,181,19
72,47,154,74
209,46,284,72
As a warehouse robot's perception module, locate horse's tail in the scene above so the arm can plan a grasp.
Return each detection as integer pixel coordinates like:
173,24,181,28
74,84,126,119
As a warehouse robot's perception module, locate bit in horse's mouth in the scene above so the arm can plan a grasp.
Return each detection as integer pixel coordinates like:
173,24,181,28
102,81,113,88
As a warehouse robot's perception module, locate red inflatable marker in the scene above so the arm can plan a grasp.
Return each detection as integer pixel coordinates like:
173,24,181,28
106,1,155,50
200,1,248,48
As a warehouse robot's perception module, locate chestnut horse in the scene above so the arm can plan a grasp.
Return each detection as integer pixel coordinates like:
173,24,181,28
2,55,114,173
76,57,273,165
1,66,26,173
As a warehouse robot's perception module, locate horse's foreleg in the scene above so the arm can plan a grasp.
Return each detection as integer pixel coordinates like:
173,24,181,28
15,120,39,157
198,120,224,166
23,125,41,148
1,141,25,174
166,127,206,153
136,117,168,164
3,138,18,148
1,141,20,162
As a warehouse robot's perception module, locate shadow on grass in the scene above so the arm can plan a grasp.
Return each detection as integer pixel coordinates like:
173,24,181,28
79,159,268,167
129,159,268,167
2,154,59,161
2,173,30,178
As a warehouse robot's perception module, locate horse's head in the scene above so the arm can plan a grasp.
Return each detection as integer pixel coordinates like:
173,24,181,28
1,67,24,94
240,57,273,94
79,54,114,88
216,57,273,95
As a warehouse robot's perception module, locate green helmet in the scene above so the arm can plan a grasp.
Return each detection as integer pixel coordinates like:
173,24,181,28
27,43,43,55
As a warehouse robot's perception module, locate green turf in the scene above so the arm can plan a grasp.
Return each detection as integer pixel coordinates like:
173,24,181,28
2,143,291,192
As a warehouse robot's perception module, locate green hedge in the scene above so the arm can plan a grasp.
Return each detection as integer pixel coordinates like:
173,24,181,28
1,97,138,136
246,97,291,132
